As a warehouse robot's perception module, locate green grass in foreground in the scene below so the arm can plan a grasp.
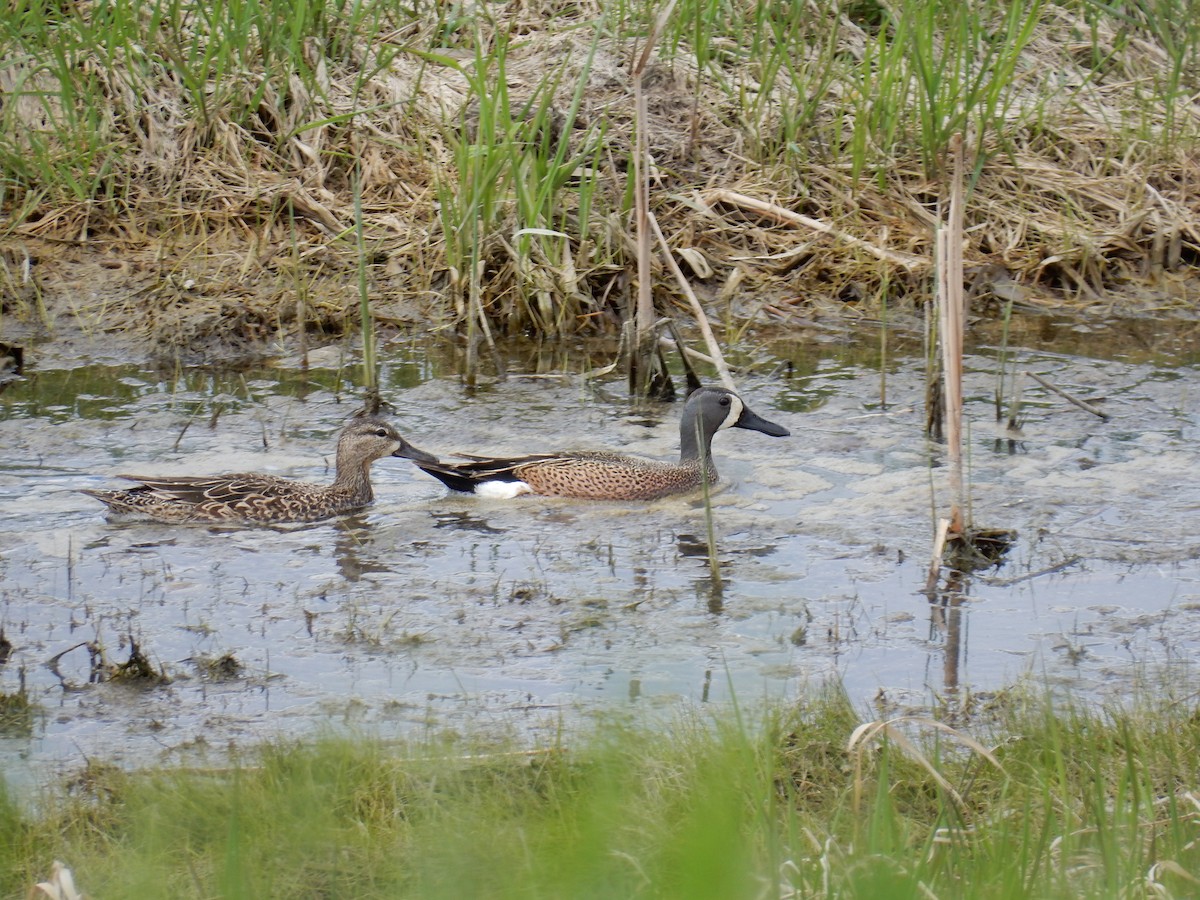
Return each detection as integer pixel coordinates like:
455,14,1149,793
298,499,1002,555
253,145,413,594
6,687,1200,898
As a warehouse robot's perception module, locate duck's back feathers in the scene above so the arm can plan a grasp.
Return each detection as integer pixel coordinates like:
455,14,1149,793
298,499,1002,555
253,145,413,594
81,474,362,523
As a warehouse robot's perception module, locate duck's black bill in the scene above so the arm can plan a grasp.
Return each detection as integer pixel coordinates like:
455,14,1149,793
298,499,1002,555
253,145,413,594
394,440,440,464
736,406,790,437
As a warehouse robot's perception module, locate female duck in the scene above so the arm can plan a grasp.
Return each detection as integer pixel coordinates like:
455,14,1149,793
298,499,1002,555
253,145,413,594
82,416,436,524
415,386,789,500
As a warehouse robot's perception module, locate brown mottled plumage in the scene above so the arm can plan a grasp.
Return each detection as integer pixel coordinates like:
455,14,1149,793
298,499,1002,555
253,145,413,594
415,387,789,500
81,416,437,524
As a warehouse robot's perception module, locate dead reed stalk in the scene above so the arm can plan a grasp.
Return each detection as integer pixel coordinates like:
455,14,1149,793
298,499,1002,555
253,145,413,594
648,211,735,390
1025,371,1110,420
939,134,967,538
628,0,678,398
926,134,967,592
704,190,928,273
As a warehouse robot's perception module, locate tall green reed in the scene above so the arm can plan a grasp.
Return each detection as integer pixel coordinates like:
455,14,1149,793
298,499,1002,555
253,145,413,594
429,28,511,382
0,0,395,220
1094,0,1200,148
671,0,1041,178
875,0,1041,176
508,35,604,334
829,0,1043,179
665,0,839,169
0,11,119,211
743,1,841,168
846,7,912,182
917,0,1041,170
432,21,605,350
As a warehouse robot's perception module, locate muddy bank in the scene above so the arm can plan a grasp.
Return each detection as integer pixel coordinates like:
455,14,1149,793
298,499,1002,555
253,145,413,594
0,239,426,363
4,235,1199,371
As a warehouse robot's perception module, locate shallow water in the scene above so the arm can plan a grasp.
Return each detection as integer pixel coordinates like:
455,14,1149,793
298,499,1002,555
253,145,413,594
3,321,1200,787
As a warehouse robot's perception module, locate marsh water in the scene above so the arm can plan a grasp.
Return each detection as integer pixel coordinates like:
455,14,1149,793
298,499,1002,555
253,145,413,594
3,318,1200,787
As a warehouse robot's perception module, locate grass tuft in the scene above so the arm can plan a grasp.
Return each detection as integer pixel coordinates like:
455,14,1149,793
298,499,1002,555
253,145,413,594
5,686,1200,897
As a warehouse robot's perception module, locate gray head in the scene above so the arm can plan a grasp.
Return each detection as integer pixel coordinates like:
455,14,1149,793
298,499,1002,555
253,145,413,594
679,387,789,461
337,416,438,467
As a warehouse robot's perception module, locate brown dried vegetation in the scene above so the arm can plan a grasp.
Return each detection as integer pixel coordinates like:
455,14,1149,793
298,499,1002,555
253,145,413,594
1,0,1198,358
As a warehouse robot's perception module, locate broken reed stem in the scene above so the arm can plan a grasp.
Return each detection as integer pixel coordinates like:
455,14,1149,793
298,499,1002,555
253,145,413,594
465,260,479,388
289,199,308,370
353,171,379,412
632,68,652,349
1025,370,1110,420
629,1,677,395
939,134,967,537
701,479,721,586
924,293,943,440
1006,370,1027,430
879,270,890,408
465,259,505,388
648,210,736,390
925,517,952,593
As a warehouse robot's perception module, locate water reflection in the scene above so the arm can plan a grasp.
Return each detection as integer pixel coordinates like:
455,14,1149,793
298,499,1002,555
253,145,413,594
927,569,968,695
992,437,1027,456
331,516,396,583
675,533,710,558
431,511,504,534
695,576,724,616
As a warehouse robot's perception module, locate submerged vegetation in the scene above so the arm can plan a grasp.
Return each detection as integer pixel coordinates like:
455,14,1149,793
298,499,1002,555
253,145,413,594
0,0,1197,354
6,688,1200,897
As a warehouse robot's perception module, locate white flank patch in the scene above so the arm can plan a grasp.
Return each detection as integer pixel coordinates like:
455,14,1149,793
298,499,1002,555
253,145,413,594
475,480,534,499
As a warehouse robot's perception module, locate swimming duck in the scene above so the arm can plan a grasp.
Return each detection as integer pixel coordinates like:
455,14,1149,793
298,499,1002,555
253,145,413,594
415,386,789,500
82,416,437,524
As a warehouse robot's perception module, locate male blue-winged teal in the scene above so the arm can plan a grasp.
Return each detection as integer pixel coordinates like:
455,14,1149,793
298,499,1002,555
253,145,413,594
415,386,789,500
82,416,437,524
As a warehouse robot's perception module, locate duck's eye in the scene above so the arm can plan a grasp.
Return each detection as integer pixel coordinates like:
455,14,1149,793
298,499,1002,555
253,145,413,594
719,396,731,406
374,428,389,438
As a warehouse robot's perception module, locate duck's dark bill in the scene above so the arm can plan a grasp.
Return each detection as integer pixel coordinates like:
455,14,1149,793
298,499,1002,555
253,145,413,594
735,406,790,437
394,441,440,463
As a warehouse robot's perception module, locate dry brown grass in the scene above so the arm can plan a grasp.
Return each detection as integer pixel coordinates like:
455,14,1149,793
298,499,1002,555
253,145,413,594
1,0,1197,356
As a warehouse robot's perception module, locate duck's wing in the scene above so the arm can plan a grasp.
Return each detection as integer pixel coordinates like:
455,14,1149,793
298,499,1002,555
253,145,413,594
116,473,309,505
414,454,561,493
